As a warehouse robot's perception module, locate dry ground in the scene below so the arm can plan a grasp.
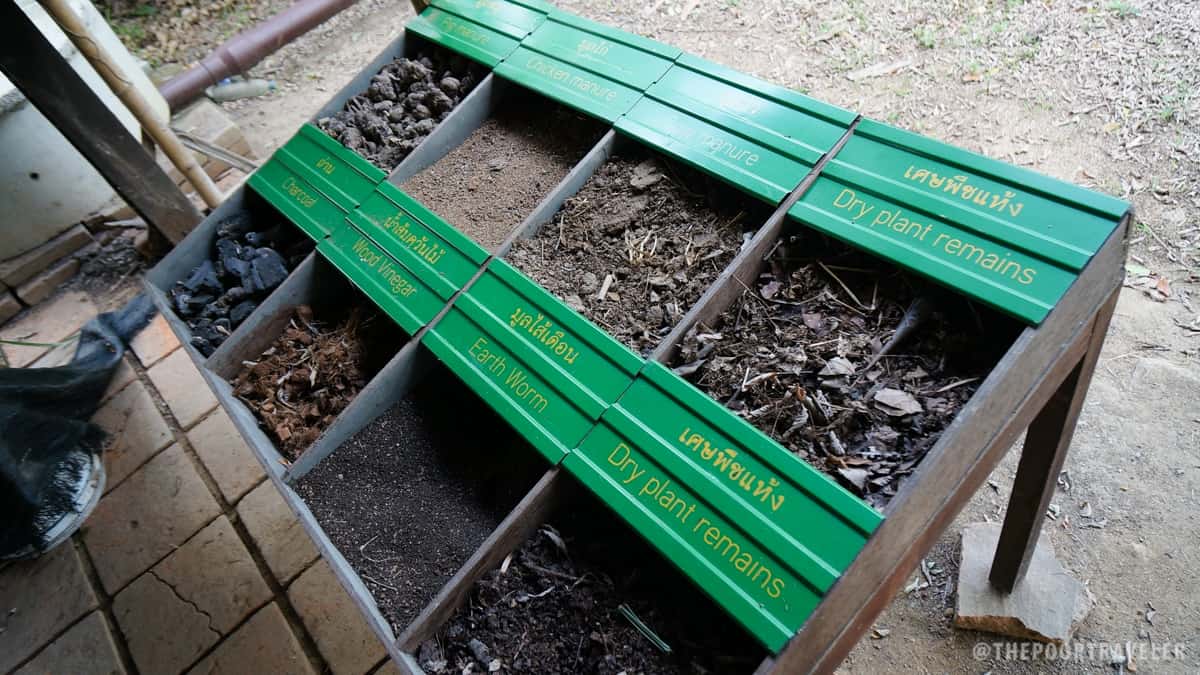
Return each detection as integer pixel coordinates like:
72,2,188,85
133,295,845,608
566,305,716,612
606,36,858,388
116,1,1199,672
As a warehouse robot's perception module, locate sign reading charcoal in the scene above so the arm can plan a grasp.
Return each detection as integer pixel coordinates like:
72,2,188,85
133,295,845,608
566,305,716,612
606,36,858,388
271,123,386,211
318,222,454,334
249,154,349,241
791,119,1127,324
407,6,521,67
566,362,882,650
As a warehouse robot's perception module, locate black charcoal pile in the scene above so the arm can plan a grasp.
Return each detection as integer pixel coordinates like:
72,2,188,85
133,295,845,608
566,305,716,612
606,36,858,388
170,214,309,356
317,50,482,170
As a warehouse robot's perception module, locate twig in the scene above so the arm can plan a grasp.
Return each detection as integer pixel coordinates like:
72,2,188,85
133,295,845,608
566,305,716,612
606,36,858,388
861,297,933,375
922,377,980,394
818,261,871,309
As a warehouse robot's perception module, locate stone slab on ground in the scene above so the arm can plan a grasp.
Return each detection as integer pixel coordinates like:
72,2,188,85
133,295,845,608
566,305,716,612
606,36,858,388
115,516,272,673
147,348,218,429
288,560,386,675
0,289,20,325
81,444,221,593
187,603,316,675
15,611,126,675
0,224,92,288
91,379,173,492
130,313,181,367
0,543,100,673
16,257,81,305
0,290,96,367
189,409,265,503
238,480,319,584
955,522,1092,644
113,564,220,673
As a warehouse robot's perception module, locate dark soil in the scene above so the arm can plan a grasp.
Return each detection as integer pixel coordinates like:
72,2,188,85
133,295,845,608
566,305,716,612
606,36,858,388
507,151,763,356
296,374,544,634
420,491,765,674
317,46,484,171
170,213,312,356
401,92,605,251
672,232,1021,509
232,303,401,460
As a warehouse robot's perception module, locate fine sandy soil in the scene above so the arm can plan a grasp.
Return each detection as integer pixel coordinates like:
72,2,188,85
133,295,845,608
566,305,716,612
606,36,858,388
114,1,1199,672
402,92,605,251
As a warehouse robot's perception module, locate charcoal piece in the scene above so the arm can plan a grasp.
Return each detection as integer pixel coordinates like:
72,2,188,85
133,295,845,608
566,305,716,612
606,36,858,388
242,249,288,293
230,300,258,325
190,335,215,356
213,317,231,335
215,213,254,239
243,225,284,248
179,259,222,294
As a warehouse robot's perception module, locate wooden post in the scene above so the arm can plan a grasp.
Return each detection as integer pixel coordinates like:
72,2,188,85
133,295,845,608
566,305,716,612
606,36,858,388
0,1,202,244
988,288,1119,592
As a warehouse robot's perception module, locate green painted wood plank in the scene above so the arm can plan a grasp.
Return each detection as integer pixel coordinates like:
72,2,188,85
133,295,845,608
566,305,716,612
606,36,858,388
494,45,641,122
248,158,347,240
279,124,385,211
646,54,852,164
428,0,547,41
407,6,521,67
616,96,813,204
318,223,453,334
831,119,1128,271
467,258,643,406
789,174,1078,324
517,10,678,91
421,296,599,461
355,183,487,288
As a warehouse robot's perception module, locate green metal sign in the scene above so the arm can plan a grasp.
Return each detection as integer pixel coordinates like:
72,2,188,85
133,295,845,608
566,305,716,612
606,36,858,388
646,54,852,168
318,223,453,334
277,123,385,212
248,157,347,240
355,182,487,288
421,291,601,461
563,362,880,649
616,96,813,205
495,45,641,123
466,258,643,406
790,174,1079,324
428,0,547,41
828,119,1127,272
520,10,680,91
408,6,521,67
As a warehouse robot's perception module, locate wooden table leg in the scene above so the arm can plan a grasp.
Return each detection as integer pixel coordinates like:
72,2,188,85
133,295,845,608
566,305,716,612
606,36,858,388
988,288,1120,592
0,1,202,244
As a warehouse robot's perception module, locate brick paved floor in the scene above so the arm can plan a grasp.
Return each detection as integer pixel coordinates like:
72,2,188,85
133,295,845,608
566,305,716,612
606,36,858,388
1,292,396,675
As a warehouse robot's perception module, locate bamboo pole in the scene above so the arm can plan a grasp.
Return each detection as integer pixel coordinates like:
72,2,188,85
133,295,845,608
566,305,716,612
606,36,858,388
35,0,224,209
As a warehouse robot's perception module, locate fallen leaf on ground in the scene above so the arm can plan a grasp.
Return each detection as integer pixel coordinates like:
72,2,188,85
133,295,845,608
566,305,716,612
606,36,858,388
874,388,923,416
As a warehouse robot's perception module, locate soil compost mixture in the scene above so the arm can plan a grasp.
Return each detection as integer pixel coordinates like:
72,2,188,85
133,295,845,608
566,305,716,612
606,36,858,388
232,303,399,460
401,93,605,251
507,152,761,356
419,496,764,674
673,233,1019,508
318,47,484,171
296,375,542,633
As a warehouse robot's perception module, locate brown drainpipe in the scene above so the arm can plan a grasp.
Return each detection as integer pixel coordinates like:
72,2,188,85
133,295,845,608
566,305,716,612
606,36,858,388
159,0,360,111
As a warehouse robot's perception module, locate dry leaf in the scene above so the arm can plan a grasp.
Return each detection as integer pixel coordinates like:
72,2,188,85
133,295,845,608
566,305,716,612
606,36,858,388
874,388,923,416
